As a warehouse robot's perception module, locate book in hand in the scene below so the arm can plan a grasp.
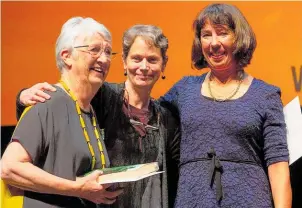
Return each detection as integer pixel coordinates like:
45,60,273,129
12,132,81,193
94,162,163,184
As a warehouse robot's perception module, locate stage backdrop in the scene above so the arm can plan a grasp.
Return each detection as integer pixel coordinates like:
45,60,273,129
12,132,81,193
2,1,302,126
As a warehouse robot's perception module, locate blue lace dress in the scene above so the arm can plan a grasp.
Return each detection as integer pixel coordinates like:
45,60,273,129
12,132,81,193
161,74,289,208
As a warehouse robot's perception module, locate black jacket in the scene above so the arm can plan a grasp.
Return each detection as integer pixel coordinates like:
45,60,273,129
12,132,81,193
92,82,180,208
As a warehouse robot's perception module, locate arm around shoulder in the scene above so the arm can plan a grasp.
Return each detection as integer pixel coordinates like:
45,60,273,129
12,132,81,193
15,82,57,120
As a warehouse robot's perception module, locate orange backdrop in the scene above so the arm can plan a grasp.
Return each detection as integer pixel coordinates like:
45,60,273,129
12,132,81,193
2,1,302,126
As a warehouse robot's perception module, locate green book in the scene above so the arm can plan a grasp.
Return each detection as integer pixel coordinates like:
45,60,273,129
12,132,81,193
86,162,162,184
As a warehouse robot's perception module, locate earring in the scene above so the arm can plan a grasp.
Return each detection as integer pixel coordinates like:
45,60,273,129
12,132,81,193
124,70,127,76
161,73,166,80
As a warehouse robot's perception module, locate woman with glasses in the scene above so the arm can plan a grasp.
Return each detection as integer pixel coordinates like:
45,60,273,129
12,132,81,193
1,17,124,208
16,25,180,208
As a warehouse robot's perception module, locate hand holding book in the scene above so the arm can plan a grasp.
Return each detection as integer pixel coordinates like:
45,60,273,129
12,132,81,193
86,162,163,184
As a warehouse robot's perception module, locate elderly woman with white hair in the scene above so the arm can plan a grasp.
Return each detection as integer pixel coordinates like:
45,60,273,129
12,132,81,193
15,24,180,208
0,17,123,208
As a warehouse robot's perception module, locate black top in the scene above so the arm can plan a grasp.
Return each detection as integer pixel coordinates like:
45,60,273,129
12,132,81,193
14,86,110,208
91,82,180,208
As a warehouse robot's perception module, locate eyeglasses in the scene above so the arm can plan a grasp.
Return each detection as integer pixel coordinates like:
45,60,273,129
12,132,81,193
74,44,118,60
124,88,159,133
129,118,159,131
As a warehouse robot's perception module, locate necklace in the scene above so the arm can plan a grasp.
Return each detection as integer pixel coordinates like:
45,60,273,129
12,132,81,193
59,80,106,170
208,71,244,102
124,88,150,118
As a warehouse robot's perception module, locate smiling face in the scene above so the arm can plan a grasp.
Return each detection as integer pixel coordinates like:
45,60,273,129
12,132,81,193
200,20,237,71
124,36,165,90
71,33,111,88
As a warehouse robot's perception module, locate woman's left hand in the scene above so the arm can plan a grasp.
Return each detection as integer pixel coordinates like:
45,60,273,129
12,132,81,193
268,161,292,208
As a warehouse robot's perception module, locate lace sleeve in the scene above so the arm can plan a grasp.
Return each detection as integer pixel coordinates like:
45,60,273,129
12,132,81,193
263,89,289,166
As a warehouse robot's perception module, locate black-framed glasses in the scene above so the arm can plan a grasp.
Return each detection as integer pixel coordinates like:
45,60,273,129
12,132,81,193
129,118,159,131
74,44,118,60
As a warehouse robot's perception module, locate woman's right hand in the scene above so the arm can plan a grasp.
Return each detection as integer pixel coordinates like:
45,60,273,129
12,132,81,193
20,82,56,106
75,170,124,204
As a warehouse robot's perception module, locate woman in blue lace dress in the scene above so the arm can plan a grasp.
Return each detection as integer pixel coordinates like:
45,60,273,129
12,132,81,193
161,3,292,208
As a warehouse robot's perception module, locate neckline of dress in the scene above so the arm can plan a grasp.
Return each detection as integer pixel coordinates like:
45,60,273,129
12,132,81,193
199,73,256,103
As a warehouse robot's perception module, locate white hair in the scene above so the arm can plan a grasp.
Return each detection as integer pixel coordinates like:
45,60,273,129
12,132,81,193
55,17,112,71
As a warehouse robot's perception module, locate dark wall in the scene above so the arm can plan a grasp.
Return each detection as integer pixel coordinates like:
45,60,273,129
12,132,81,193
291,157,302,207
290,106,302,207
1,126,15,156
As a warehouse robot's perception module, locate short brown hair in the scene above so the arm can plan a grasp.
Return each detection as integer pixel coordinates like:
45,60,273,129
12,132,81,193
192,3,257,70
122,25,168,65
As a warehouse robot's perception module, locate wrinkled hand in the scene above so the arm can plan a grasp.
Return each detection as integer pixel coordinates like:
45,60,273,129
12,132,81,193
76,170,123,204
20,82,56,106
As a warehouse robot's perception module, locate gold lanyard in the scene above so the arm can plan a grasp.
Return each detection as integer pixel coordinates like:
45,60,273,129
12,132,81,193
59,80,106,170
